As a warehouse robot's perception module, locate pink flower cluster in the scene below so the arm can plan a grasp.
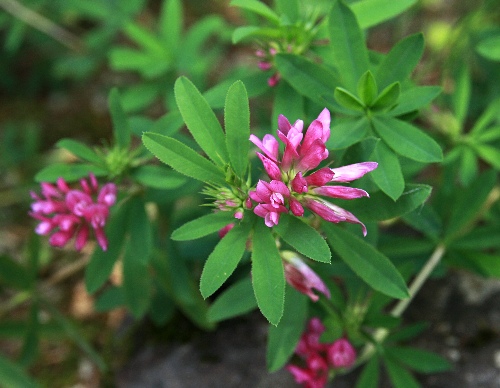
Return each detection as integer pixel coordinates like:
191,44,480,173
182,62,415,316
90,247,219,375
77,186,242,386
249,109,377,235
255,48,281,87
287,318,356,388
30,174,117,251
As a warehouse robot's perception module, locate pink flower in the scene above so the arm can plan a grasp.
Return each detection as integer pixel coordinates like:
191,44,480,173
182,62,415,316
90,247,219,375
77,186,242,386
30,174,117,251
327,338,356,369
283,253,330,302
249,108,377,234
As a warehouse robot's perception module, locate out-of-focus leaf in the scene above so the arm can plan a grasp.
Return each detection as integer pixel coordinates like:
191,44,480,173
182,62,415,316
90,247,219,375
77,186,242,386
56,139,103,165
35,163,107,183
171,211,236,241
351,0,417,29
230,0,280,24
476,34,500,61
109,88,131,149
0,354,38,388
131,165,187,189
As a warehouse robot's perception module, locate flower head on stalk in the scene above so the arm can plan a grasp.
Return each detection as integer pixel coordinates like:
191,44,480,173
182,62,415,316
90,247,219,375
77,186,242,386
249,108,377,235
30,174,117,251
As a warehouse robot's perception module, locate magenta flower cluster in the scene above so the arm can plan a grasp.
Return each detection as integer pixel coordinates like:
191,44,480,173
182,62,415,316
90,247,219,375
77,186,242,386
30,174,117,251
249,108,377,235
287,317,356,388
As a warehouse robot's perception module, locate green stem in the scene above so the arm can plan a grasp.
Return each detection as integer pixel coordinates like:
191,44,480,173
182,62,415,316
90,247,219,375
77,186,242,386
0,0,84,51
356,243,446,364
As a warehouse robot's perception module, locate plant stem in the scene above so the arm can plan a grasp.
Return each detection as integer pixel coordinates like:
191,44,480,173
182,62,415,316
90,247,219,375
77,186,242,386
357,243,446,364
0,0,84,51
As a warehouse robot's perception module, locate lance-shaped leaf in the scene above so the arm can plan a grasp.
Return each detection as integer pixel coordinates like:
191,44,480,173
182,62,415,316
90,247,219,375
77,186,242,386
171,211,236,241
200,219,253,299
383,356,420,388
267,286,308,372
225,81,250,177
329,0,369,90
35,163,107,183
452,65,471,128
230,0,280,24
252,221,285,325
370,141,405,200
327,117,370,149
324,224,409,299
174,76,229,164
476,34,500,61
142,132,225,185
375,33,424,90
371,82,400,111
131,165,187,189
109,88,131,149
207,277,257,322
334,87,365,111
474,143,500,169
275,54,341,109
372,115,443,163
56,139,103,165
0,353,38,388
351,0,417,29
358,70,378,106
356,356,380,388
274,214,331,263
385,346,452,373
159,0,182,53
389,86,441,116
341,184,432,222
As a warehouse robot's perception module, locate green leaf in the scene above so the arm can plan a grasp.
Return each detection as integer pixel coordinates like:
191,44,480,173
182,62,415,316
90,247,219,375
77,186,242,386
56,139,103,165
389,86,442,116
375,33,424,90
328,0,369,90
0,354,39,388
131,165,187,189
386,346,452,373
34,163,107,182
334,87,365,111
159,0,182,52
452,65,471,128
275,0,299,23
273,80,304,130
469,98,500,137
372,115,443,163
324,224,409,299
251,221,285,325
356,356,380,388
109,88,131,149
207,277,257,322
445,170,497,240
267,286,308,372
19,303,39,367
341,184,432,222
458,146,478,185
200,220,252,298
474,143,500,169
142,133,225,185
230,0,280,24
370,141,405,200
85,203,129,293
371,82,400,111
351,0,417,29
94,287,125,312
383,356,420,388
402,205,442,240
225,81,250,177
476,34,500,61
123,22,165,55
171,211,236,241
449,225,500,250
275,54,340,108
174,76,229,164
327,117,369,149
358,71,378,106
461,252,500,278
274,214,331,263
0,255,32,290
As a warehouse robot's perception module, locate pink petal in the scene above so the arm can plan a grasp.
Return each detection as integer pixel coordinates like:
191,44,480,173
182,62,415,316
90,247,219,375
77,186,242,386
330,162,378,182
98,183,117,206
94,227,108,251
284,256,331,302
327,339,356,368
312,186,369,199
256,152,282,181
75,224,89,251
291,172,308,194
306,199,367,236
249,134,279,161
289,198,304,216
297,139,328,171
304,168,334,187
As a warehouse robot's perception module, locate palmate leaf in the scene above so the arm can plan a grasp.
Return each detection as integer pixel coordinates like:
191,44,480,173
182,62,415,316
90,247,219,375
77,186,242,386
266,286,308,372
274,214,331,263
372,115,443,163
174,76,229,165
225,81,250,177
200,219,253,299
252,221,285,325
324,224,409,299
142,132,225,185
